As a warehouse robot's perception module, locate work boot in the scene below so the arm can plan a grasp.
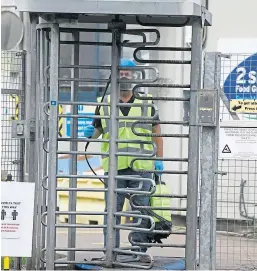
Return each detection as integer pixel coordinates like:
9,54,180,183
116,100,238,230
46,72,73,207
133,254,152,263
139,255,152,263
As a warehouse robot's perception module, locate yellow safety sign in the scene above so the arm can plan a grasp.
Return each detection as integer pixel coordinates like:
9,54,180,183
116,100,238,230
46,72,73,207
9,95,19,120
47,104,64,137
58,105,63,137
230,99,257,113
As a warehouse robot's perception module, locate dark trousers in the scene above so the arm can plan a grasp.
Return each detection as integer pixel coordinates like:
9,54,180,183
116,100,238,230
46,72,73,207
103,168,152,252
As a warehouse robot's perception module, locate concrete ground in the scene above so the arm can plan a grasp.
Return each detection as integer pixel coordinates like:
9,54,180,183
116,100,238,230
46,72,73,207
216,233,257,270
54,228,257,270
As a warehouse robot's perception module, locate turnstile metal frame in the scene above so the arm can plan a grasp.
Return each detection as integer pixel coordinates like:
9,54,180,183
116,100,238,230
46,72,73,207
17,0,211,26
20,2,218,270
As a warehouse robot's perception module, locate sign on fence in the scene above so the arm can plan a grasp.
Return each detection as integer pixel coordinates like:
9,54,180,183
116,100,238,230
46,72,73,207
219,121,257,160
218,38,257,120
65,105,94,138
1,182,35,257
223,53,257,101
230,99,257,113
66,112,94,138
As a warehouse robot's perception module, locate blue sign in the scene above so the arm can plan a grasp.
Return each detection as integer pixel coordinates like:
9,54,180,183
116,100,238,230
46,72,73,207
66,112,94,138
223,53,257,100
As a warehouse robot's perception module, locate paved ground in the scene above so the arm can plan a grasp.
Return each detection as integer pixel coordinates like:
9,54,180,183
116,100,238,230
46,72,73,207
54,228,257,270
216,233,257,270
55,228,185,270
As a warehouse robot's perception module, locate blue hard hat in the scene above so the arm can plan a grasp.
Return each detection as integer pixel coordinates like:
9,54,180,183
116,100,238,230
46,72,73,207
120,58,136,67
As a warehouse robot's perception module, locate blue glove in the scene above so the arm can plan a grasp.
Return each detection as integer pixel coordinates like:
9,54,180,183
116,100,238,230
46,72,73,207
84,125,95,138
155,160,164,175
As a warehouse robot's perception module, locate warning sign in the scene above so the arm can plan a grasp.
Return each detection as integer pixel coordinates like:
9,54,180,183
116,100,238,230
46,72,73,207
1,182,35,257
219,121,257,160
230,99,257,113
222,144,231,153
1,201,21,239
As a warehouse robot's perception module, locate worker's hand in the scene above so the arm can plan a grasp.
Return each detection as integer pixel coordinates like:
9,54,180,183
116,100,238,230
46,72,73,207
155,160,164,175
84,125,95,138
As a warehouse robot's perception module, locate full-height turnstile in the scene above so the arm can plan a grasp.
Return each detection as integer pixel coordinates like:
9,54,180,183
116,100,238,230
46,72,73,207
16,1,217,270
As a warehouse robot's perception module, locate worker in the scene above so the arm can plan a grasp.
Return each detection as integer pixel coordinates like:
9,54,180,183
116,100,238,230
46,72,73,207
84,58,164,262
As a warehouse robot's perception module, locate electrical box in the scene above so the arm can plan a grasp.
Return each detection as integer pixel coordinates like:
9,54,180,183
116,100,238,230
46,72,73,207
197,89,218,127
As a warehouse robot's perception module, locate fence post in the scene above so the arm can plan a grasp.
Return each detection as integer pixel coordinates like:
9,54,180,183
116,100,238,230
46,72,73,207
199,52,221,270
45,22,60,271
185,18,203,270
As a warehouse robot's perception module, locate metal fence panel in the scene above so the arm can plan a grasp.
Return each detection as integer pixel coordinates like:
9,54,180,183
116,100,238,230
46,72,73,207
1,50,26,269
1,50,25,182
216,53,257,270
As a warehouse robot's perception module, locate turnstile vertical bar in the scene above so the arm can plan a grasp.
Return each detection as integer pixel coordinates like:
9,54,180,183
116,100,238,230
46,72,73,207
41,29,50,269
199,52,220,270
35,28,44,271
46,23,60,271
67,30,80,269
105,27,121,267
38,28,45,270
186,18,203,270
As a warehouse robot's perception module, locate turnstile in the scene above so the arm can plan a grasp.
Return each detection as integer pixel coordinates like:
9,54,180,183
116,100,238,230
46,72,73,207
16,1,219,270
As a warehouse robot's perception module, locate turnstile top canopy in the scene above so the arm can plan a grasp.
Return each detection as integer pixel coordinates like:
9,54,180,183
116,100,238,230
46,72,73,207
16,0,212,26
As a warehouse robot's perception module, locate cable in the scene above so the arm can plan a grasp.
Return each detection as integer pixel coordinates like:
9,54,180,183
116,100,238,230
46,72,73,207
84,75,111,187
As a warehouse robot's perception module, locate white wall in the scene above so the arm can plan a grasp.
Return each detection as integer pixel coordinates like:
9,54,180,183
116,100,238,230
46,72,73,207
149,26,189,216
1,0,16,6
205,0,257,51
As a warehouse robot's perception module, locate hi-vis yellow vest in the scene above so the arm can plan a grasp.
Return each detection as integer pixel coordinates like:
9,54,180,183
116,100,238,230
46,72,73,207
98,94,154,173
150,183,172,222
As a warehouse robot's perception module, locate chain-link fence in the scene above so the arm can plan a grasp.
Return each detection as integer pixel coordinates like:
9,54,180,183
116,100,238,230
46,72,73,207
216,53,257,270
1,50,26,269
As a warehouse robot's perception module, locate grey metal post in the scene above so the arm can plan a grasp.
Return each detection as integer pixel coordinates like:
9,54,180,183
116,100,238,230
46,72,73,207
34,28,41,270
199,52,221,270
23,13,38,270
22,11,31,180
20,51,26,184
40,29,50,270
186,18,203,270
35,28,46,270
46,23,60,271
67,30,80,269
17,50,26,185
105,27,121,267
42,28,50,262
